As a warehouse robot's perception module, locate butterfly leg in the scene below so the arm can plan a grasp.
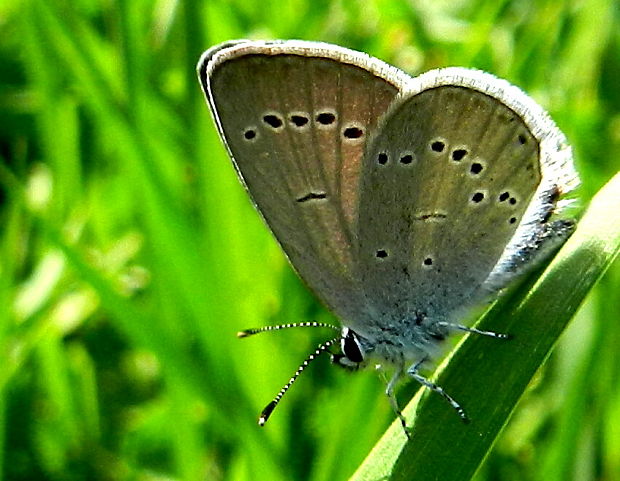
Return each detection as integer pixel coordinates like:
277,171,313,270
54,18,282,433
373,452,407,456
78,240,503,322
437,322,511,339
383,366,411,439
407,358,469,423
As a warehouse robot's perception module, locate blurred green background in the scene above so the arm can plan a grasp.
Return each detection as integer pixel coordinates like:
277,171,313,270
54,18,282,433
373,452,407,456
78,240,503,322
0,0,618,480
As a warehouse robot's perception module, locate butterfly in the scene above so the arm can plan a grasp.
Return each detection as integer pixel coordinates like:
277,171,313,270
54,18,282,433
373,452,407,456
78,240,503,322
197,40,579,436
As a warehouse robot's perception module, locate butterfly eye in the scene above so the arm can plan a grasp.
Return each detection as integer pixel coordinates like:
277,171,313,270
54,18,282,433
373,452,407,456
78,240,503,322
341,328,364,363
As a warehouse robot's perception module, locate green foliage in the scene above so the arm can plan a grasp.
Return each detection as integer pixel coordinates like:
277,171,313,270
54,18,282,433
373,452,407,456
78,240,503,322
0,1,618,480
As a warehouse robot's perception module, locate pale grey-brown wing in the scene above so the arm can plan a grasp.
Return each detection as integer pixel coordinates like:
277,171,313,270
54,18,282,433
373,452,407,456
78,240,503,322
198,41,409,322
357,85,541,323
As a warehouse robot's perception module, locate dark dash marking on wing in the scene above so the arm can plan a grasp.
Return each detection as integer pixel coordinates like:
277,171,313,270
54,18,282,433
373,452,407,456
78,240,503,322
412,212,448,221
296,192,328,203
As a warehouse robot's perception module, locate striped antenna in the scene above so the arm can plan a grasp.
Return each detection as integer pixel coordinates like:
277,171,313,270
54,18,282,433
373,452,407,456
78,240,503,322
237,321,340,338
258,336,340,426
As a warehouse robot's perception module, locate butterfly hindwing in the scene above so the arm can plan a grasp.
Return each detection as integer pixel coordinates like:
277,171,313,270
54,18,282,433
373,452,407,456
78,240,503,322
357,85,541,321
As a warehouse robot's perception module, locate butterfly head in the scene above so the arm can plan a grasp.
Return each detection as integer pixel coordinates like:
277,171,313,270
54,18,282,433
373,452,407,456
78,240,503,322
330,327,367,370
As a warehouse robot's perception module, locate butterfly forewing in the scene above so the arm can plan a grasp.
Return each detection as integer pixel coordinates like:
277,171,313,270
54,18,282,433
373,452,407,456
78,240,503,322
201,43,406,321
357,86,541,321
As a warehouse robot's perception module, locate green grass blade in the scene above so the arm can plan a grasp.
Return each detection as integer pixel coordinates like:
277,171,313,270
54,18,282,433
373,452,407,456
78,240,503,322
352,172,620,481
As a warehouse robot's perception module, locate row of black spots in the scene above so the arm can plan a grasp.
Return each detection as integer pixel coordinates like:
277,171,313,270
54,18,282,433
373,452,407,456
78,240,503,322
448,147,486,175
498,191,518,205
374,146,484,177
376,151,415,166
428,138,462,159
447,148,487,176
497,191,520,225
428,140,486,176
265,111,333,129
241,111,364,142
374,249,435,269
468,189,520,224
464,189,519,208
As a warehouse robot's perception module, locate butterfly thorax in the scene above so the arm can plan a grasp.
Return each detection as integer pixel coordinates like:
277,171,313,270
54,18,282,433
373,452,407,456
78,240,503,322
340,314,450,368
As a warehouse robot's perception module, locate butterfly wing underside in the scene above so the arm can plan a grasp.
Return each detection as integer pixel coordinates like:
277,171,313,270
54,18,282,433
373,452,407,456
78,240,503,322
357,85,542,324
199,42,407,322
